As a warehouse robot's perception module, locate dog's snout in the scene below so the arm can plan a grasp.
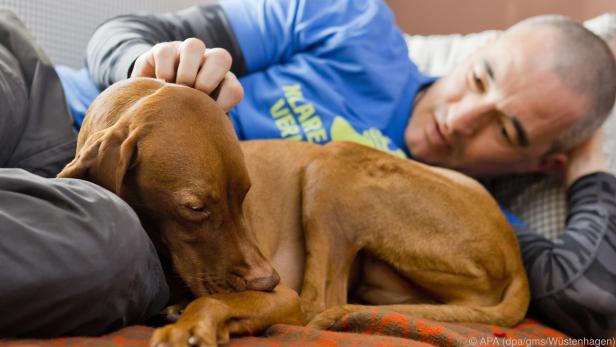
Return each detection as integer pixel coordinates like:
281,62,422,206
245,266,280,291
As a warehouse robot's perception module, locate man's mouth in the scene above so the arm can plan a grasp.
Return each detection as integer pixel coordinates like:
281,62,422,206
427,118,452,150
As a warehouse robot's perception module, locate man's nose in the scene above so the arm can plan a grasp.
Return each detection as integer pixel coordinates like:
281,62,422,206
442,99,495,137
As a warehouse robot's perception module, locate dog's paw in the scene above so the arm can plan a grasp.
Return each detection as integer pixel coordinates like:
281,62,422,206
161,304,185,323
150,298,230,347
150,319,229,347
306,305,349,330
300,297,326,319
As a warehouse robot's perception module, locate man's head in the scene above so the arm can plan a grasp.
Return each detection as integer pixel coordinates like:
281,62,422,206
405,15,616,178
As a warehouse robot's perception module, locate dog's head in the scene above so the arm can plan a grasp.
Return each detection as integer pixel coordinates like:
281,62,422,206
58,78,279,295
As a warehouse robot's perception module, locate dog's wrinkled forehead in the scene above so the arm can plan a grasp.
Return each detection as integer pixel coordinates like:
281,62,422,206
98,78,236,146
112,78,249,192
136,82,238,148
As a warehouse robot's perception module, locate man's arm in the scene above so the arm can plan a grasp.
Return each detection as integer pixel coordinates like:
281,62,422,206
86,0,399,112
86,3,247,111
86,3,247,88
514,130,616,339
0,169,169,337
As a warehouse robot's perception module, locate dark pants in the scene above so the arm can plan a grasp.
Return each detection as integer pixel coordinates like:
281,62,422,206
0,169,169,337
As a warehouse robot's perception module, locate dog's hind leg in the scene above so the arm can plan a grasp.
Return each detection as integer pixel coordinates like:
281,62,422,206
298,142,529,328
307,270,529,329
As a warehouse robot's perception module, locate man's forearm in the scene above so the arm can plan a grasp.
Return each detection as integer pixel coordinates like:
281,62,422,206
85,3,247,89
514,172,616,338
516,172,616,296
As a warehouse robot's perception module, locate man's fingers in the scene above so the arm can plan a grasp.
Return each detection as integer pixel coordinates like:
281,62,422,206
176,38,206,87
152,42,181,82
194,48,233,94
131,51,156,78
215,72,244,112
130,41,240,111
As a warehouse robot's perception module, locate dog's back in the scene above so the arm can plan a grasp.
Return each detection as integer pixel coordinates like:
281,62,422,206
241,139,529,326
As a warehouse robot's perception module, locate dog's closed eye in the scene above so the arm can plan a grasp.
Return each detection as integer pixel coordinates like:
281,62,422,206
179,204,211,223
187,205,206,213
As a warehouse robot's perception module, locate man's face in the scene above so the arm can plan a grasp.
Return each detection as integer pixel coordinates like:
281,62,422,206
405,27,588,178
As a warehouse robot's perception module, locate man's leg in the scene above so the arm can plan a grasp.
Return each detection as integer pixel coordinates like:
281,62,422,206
0,168,169,337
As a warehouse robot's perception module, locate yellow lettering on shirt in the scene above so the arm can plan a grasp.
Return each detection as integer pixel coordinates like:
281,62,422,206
270,98,291,119
275,115,301,137
283,84,303,109
294,103,315,122
301,116,323,133
269,84,328,142
306,129,328,143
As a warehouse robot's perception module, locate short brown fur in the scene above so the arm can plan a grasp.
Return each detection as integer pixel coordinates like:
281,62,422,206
58,78,530,347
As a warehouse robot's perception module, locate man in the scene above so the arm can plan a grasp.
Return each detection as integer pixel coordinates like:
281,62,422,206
83,0,616,339
0,10,169,337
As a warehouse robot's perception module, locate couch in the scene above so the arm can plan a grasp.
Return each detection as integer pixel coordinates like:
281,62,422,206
0,1,614,345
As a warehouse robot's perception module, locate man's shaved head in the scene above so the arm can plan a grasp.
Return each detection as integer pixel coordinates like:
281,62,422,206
509,15,616,154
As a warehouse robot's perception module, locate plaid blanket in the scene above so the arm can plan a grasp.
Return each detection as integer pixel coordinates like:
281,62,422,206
1,310,595,347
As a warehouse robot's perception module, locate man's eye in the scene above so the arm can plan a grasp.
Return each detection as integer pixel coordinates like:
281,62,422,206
473,71,485,93
500,125,508,140
470,69,485,93
499,122,514,146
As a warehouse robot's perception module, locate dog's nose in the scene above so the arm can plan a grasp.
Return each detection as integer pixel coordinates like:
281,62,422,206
245,267,280,291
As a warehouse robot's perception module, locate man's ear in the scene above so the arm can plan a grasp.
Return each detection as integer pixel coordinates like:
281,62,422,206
57,121,138,197
535,153,568,174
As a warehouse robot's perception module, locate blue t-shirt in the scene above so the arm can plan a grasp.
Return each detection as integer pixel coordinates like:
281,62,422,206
58,0,435,158
55,0,522,227
220,0,435,158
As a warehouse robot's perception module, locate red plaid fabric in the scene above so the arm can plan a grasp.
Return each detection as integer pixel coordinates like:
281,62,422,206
1,310,596,347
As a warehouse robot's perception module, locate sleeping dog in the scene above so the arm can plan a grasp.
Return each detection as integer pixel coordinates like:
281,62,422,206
58,78,529,346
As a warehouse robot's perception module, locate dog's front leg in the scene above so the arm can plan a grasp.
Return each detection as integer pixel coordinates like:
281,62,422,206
150,285,303,347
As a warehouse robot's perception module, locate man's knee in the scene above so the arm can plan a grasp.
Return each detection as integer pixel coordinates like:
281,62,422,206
0,169,169,337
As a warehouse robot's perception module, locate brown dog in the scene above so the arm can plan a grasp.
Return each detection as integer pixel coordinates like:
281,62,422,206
58,78,529,346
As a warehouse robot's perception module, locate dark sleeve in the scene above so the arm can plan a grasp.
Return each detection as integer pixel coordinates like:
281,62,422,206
0,10,76,177
85,2,247,89
513,172,616,338
0,168,168,337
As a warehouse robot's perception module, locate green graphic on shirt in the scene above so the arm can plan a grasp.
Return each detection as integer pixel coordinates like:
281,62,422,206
269,84,328,143
330,117,407,158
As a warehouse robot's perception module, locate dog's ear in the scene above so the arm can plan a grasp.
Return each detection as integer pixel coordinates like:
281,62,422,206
57,121,138,197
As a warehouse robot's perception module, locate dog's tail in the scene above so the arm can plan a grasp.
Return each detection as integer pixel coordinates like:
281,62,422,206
415,271,531,326
308,272,530,329
450,270,531,327
492,270,531,326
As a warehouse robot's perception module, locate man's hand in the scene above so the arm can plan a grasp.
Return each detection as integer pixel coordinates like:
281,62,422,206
564,129,609,187
131,38,243,112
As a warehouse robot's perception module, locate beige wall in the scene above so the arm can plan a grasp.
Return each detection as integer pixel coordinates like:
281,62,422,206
386,0,616,35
